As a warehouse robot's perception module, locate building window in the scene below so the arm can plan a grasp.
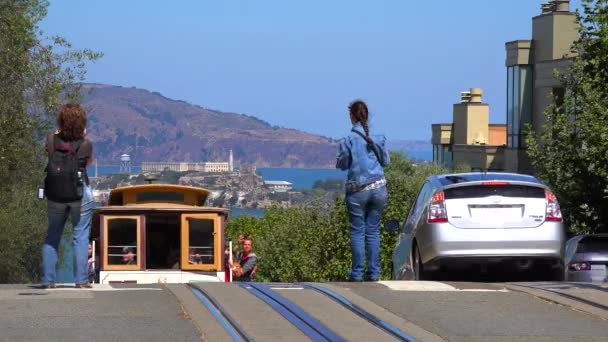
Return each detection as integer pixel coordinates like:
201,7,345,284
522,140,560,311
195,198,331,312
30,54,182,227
507,65,533,148
442,145,452,169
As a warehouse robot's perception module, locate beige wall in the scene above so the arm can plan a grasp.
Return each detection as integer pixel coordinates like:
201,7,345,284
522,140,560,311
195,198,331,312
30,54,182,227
453,103,489,145
432,124,452,145
532,12,576,63
452,145,506,171
506,40,532,67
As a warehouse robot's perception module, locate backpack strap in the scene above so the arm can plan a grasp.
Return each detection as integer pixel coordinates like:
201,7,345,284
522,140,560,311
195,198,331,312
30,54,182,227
47,133,57,157
351,129,382,163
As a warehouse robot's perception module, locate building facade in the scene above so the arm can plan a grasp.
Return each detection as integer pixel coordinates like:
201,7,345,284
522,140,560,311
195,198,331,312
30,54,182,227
141,161,231,173
141,150,234,173
432,88,507,171
431,0,578,173
504,0,577,173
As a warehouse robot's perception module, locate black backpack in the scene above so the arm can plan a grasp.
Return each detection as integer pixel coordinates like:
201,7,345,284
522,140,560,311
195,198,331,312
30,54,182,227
44,134,84,203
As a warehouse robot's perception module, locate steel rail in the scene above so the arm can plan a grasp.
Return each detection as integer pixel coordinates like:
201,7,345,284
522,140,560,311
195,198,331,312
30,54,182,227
240,283,346,342
188,285,254,342
510,283,608,312
303,283,418,342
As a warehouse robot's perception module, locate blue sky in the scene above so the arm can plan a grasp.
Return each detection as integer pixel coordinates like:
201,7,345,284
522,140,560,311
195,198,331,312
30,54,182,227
41,1,581,141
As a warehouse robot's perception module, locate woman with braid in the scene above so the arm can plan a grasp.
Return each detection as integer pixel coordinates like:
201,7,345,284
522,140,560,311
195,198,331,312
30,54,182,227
336,100,390,282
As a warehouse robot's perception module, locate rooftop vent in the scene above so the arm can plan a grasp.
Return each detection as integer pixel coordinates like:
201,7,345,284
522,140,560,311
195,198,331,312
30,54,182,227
554,0,570,12
460,88,483,103
542,0,569,14
541,2,553,13
460,91,471,103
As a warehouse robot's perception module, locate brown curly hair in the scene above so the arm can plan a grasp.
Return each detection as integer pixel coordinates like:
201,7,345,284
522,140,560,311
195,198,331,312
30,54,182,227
57,103,87,141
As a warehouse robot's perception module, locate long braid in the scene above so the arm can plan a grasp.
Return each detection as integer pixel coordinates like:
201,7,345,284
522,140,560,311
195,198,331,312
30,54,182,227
349,100,374,145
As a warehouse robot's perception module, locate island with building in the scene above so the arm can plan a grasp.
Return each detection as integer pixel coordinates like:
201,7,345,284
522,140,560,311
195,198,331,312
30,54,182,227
90,149,335,210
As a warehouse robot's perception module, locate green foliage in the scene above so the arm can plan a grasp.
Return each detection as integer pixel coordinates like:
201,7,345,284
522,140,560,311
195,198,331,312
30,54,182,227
526,0,608,234
0,0,102,283
93,173,131,189
226,152,449,282
312,179,344,192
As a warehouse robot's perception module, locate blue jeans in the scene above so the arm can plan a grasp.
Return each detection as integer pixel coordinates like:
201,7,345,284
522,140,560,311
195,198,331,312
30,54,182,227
346,185,388,281
42,185,94,285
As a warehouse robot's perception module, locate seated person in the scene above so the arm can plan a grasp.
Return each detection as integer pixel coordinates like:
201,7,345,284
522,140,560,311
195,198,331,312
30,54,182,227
188,247,203,265
122,247,137,265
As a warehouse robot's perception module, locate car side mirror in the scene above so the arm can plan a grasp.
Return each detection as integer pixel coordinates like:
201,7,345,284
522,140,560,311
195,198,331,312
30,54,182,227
384,219,400,233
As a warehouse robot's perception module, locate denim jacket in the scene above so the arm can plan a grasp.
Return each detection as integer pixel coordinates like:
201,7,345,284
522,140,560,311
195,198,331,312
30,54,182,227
336,123,390,192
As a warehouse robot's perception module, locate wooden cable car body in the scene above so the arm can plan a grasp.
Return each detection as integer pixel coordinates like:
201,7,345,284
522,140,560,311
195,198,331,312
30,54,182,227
91,184,229,284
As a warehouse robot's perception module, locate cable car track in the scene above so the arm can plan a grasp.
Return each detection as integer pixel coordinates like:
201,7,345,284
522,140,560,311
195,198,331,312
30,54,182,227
239,283,346,342
302,283,418,342
509,283,608,312
190,282,419,341
188,284,254,342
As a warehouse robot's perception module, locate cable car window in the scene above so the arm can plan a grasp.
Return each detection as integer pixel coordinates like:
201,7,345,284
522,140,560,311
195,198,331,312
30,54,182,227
181,214,221,271
136,192,185,203
187,218,214,265
104,216,141,269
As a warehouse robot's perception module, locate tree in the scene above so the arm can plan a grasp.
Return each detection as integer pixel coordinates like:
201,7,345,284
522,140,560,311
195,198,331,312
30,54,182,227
0,0,102,283
526,0,608,234
226,152,449,282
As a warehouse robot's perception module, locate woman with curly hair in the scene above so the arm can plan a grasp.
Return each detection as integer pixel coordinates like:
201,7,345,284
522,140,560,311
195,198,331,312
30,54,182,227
41,103,94,289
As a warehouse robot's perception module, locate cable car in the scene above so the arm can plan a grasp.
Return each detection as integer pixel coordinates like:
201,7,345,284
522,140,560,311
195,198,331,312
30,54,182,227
91,184,229,284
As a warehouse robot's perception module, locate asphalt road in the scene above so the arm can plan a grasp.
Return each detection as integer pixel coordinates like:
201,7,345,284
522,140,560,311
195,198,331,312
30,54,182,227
2,281,608,342
0,284,201,342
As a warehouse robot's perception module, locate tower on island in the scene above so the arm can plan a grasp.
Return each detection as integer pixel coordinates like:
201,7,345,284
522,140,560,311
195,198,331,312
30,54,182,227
120,154,132,174
229,149,234,172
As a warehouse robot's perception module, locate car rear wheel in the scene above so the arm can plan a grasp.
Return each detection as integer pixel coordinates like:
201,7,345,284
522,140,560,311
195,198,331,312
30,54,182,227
413,245,429,280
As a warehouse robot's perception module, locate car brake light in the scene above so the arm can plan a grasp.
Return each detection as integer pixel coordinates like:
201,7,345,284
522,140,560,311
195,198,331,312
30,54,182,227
428,191,448,223
569,262,590,271
545,190,562,222
482,181,509,186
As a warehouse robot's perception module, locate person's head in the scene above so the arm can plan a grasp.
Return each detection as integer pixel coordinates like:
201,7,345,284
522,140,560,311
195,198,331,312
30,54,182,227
243,239,253,254
57,103,87,141
238,234,245,243
122,247,135,262
348,100,372,140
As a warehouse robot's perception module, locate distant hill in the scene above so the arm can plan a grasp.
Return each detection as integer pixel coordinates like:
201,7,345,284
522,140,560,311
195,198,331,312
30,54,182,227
81,84,338,168
387,139,432,153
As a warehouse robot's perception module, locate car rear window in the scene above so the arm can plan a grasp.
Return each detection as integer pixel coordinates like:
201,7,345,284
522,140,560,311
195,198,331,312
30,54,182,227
444,185,545,199
576,237,608,253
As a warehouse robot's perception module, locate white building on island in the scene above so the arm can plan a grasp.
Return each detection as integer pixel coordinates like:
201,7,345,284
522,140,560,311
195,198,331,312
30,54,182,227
141,150,234,173
263,180,293,192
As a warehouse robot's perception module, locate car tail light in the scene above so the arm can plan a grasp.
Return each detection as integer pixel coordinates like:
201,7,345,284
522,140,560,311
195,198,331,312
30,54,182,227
569,262,590,271
428,191,448,223
545,190,562,222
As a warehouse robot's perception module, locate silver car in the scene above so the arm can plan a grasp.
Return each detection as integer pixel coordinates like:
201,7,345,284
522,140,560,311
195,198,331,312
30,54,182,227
388,172,565,281
564,234,608,282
